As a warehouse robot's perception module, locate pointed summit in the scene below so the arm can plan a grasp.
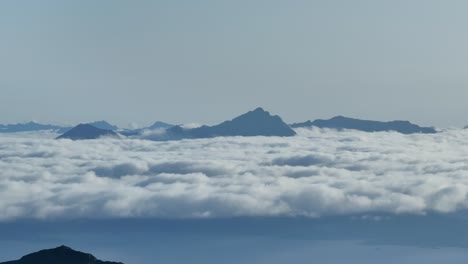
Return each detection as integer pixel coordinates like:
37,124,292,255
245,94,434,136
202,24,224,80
252,107,267,113
234,107,271,120
0,245,123,264
57,124,119,140
165,107,296,139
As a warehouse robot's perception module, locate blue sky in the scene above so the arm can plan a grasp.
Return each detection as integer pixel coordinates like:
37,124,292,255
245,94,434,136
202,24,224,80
1,0,468,127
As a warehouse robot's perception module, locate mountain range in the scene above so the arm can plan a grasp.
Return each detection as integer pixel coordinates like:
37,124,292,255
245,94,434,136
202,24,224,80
1,109,442,140
291,115,437,134
0,122,69,133
0,245,123,264
0,121,120,134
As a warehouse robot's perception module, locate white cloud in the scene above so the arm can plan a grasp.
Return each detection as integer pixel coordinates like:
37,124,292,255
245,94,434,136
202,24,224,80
2,128,468,220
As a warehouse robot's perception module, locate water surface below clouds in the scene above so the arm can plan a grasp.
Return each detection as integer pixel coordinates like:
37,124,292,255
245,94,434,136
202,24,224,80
1,214,468,263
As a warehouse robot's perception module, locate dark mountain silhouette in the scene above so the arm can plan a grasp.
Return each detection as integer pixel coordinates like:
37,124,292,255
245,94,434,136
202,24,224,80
291,116,437,134
87,121,119,131
0,122,70,133
57,124,119,140
164,107,296,140
0,245,123,264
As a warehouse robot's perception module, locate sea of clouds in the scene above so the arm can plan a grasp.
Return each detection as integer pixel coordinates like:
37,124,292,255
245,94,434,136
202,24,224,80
1,128,468,220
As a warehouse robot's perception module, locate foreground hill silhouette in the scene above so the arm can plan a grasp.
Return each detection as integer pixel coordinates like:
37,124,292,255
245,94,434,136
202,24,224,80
291,116,437,134
57,124,119,140
164,107,296,140
0,245,123,264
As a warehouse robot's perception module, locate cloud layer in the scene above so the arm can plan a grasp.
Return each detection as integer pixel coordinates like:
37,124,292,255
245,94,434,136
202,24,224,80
1,128,468,220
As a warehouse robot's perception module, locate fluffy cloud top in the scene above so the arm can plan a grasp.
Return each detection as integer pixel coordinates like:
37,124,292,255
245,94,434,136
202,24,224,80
1,128,468,220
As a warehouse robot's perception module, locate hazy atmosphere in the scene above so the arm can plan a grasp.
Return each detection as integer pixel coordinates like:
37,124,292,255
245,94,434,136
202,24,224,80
2,0,468,127
2,1,468,264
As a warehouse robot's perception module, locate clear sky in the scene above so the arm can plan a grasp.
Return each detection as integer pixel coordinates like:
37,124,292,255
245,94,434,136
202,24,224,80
1,0,468,128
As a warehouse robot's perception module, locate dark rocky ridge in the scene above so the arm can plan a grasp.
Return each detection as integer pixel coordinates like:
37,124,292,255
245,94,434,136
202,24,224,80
0,245,123,264
291,116,437,134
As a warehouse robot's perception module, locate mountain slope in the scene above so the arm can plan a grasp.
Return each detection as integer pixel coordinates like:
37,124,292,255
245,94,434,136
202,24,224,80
57,124,119,140
0,245,123,264
291,116,437,134
87,121,119,131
